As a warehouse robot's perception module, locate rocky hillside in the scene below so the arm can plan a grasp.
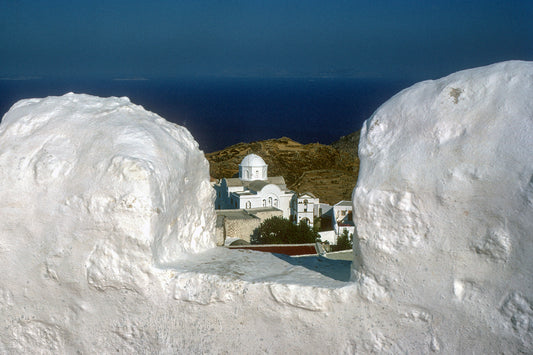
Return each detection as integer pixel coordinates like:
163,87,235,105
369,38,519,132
205,133,360,205
331,130,360,160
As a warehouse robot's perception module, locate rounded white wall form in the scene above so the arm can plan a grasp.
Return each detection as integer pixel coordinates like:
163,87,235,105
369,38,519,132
0,63,532,353
0,93,362,352
239,153,268,181
352,61,533,348
0,93,216,274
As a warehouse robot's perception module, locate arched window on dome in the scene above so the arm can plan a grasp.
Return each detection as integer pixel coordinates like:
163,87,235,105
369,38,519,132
268,197,272,206
245,170,250,180
262,199,266,207
245,201,251,209
274,199,278,207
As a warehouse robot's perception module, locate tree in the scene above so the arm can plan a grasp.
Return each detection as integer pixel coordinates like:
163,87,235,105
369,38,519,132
335,229,353,251
294,220,321,244
312,216,321,232
251,216,320,245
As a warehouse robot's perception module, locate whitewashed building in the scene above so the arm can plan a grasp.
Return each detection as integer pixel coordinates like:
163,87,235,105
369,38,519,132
332,200,355,236
290,192,319,227
315,201,354,244
214,154,295,219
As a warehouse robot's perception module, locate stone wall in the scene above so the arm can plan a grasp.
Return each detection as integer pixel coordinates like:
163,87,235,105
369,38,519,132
215,207,283,244
247,207,283,221
225,215,260,243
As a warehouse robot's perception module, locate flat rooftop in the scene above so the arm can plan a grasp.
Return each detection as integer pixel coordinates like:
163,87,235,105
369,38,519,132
215,209,259,220
244,207,281,213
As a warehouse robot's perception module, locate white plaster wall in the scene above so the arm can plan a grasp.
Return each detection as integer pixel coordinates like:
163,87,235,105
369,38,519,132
261,184,292,218
1,62,532,353
352,60,533,351
319,230,337,244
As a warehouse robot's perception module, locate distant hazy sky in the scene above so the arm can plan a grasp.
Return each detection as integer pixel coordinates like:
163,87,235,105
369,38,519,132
1,0,531,80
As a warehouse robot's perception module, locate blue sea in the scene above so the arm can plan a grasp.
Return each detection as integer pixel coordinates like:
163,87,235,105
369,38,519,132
0,78,411,152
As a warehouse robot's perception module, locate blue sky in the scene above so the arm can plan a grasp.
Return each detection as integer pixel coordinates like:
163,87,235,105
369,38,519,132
1,0,532,80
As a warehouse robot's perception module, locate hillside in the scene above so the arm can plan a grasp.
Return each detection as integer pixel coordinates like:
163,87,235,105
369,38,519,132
331,130,360,160
205,134,360,205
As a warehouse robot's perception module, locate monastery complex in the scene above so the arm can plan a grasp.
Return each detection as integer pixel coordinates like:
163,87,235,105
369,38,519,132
213,154,354,245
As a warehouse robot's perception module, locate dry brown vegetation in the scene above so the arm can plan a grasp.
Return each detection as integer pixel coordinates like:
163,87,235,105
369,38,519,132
205,131,360,205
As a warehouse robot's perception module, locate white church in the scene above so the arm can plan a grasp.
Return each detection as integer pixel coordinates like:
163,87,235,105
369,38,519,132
214,154,318,225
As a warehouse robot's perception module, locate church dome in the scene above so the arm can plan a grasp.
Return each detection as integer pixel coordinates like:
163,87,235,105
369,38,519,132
240,154,266,168
239,154,268,181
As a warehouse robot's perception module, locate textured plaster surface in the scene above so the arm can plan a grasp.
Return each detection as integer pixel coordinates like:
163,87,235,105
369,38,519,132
353,60,533,353
0,61,532,353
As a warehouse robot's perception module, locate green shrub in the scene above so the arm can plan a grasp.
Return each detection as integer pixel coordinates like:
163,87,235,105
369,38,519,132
335,229,353,251
251,216,320,245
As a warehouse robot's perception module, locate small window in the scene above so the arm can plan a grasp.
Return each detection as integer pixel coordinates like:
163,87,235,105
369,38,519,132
245,201,251,209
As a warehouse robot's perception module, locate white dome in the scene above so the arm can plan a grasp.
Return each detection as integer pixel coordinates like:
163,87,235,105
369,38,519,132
239,153,266,168
239,154,268,181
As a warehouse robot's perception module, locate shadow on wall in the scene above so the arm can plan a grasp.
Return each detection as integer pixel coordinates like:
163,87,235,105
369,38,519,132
273,254,352,282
